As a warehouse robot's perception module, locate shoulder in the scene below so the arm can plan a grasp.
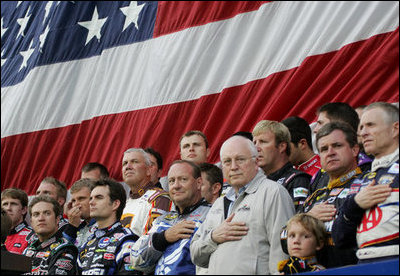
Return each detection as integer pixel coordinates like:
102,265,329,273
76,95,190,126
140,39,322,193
143,187,170,203
50,237,78,256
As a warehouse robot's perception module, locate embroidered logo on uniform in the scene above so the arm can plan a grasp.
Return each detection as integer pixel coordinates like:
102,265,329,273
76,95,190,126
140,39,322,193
329,188,343,196
293,187,309,198
164,213,178,220
338,188,350,199
103,253,115,260
50,242,60,250
350,183,361,194
378,174,395,186
367,172,377,179
98,237,111,248
237,204,250,212
87,238,96,246
357,206,382,233
388,163,399,174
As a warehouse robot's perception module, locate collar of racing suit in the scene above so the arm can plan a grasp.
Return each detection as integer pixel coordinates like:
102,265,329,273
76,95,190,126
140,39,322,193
371,148,399,172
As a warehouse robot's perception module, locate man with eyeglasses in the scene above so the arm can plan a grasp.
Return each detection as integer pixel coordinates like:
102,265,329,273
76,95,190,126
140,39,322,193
252,120,311,211
190,135,294,274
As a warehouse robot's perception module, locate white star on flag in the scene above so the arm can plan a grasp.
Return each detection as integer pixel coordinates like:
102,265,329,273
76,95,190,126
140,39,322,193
1,48,6,67
16,8,31,38
120,1,145,32
19,40,35,71
39,24,50,53
1,17,7,38
78,6,108,46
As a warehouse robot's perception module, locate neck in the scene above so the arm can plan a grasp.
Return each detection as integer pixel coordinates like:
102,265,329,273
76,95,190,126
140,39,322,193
328,163,358,181
38,230,57,243
12,218,24,229
129,179,151,195
96,216,117,229
264,158,288,175
301,149,316,165
374,145,399,159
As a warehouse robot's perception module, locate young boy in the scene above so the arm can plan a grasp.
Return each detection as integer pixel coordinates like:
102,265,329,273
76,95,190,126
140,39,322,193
278,213,327,274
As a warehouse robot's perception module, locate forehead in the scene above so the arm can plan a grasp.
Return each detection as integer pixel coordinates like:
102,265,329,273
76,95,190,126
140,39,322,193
123,151,145,161
91,185,110,197
318,129,348,146
71,187,91,198
32,201,53,212
1,197,22,205
180,135,206,145
221,138,252,157
37,182,56,192
168,163,193,177
253,129,276,140
317,111,330,123
360,108,386,124
288,221,308,232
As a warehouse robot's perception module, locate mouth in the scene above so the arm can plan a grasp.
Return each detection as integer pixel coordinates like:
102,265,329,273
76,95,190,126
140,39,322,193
188,154,197,158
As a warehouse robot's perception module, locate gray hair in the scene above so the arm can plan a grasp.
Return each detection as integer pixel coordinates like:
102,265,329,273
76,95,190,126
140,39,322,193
123,148,152,166
220,135,258,159
364,102,399,125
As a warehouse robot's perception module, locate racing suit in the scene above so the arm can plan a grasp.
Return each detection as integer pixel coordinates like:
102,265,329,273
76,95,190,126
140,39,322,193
78,221,141,275
5,220,35,254
121,184,173,236
332,153,399,262
23,231,78,275
130,199,211,275
63,218,97,249
299,167,364,267
267,162,311,211
295,154,321,178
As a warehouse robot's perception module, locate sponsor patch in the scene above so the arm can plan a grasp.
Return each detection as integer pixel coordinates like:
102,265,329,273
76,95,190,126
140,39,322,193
50,242,61,250
86,238,96,246
165,213,178,220
55,259,73,270
98,237,111,248
125,264,136,271
103,253,115,260
329,188,343,196
293,187,309,198
378,174,395,186
388,163,399,174
338,188,350,198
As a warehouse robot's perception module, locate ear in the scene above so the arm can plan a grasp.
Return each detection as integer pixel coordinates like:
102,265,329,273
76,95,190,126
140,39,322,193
212,182,222,196
21,206,28,216
392,121,399,139
278,142,287,154
206,147,210,158
112,199,121,213
58,197,66,208
298,138,308,150
315,239,324,251
351,143,360,158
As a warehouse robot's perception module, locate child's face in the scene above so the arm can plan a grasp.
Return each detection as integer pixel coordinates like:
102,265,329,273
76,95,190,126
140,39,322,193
287,222,321,258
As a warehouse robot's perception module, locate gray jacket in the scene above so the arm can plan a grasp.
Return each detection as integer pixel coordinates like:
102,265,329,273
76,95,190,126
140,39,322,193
190,170,295,275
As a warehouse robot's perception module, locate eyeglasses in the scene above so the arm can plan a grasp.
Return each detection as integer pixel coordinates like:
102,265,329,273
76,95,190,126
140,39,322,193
221,156,256,167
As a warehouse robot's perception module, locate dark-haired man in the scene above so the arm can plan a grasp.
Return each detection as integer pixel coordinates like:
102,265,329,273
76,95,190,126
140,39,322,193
24,195,78,275
281,116,321,178
199,163,223,204
180,130,210,165
78,179,140,275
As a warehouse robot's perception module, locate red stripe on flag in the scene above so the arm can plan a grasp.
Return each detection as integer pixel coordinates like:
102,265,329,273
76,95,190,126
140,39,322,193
153,1,271,38
1,29,398,195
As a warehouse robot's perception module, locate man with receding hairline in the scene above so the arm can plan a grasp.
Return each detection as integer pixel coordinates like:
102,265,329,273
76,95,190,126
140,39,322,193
190,136,294,274
332,102,399,263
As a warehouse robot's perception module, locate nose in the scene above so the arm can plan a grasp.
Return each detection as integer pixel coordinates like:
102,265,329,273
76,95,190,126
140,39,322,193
230,159,239,169
327,146,336,156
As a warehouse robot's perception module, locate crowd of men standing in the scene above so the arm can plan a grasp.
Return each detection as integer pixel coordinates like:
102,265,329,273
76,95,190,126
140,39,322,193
1,101,398,275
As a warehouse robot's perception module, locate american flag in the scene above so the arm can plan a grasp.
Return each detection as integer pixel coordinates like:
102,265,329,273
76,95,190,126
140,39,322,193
1,1,398,195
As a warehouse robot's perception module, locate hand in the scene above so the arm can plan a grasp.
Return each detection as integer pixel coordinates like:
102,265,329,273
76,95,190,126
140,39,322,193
164,220,196,243
66,202,82,227
307,201,336,222
355,180,392,209
211,213,248,244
